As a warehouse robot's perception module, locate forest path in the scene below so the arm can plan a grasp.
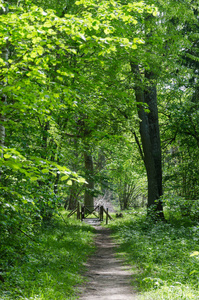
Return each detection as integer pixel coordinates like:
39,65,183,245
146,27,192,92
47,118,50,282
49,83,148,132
78,222,138,300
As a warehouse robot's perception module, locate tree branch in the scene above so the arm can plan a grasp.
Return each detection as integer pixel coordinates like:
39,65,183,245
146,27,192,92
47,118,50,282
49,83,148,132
131,129,145,162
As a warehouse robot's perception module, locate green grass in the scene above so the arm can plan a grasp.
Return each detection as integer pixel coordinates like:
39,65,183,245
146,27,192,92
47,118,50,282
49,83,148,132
0,211,95,299
108,209,199,300
2,207,199,299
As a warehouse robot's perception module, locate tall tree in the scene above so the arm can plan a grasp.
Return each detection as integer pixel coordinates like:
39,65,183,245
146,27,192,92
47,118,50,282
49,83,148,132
131,65,163,216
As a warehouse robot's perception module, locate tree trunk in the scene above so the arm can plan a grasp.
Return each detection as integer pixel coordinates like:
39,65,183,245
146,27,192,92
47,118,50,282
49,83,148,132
84,152,94,210
68,181,78,210
132,65,164,219
0,5,9,159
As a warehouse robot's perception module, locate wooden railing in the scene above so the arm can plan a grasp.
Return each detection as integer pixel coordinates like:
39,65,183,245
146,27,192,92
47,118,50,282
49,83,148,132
67,203,112,224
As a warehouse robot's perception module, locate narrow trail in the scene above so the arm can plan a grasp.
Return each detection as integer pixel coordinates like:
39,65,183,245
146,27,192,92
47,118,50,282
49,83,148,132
78,222,138,300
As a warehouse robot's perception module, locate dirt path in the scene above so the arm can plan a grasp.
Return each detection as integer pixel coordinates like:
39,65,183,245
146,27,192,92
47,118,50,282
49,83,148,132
78,223,138,300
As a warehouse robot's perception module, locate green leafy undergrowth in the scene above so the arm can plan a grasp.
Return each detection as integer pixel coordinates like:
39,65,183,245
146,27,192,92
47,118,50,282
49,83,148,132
108,209,199,299
0,213,95,299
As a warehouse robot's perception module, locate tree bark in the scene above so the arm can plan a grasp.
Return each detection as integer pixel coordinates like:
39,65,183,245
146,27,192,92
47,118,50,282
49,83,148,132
84,151,94,210
68,181,78,210
132,65,164,218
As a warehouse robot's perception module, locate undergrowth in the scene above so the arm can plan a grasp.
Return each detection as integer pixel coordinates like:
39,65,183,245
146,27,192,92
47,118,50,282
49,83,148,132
109,209,199,300
0,211,95,299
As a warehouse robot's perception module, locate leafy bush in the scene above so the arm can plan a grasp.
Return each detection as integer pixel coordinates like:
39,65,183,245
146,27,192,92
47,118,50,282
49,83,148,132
163,195,199,222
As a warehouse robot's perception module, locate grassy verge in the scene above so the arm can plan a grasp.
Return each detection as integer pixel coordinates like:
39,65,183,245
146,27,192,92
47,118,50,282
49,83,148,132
0,211,95,299
108,209,199,300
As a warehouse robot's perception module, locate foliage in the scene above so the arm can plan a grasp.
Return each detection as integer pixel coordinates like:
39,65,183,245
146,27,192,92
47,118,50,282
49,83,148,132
1,0,199,295
163,195,199,222
1,0,198,216
107,148,147,210
109,208,199,299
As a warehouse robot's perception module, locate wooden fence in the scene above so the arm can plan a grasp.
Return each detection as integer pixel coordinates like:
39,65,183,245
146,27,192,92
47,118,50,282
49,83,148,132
67,203,112,224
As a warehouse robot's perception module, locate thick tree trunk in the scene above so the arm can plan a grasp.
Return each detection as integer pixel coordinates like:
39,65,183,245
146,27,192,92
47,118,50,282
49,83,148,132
84,152,94,210
132,65,164,218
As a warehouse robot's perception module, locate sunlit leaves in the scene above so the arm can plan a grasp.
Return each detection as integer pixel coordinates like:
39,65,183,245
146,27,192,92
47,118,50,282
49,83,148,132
0,148,85,185
190,251,199,257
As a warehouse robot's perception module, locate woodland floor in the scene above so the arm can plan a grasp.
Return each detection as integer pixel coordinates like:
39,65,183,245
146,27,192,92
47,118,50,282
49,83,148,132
78,220,138,300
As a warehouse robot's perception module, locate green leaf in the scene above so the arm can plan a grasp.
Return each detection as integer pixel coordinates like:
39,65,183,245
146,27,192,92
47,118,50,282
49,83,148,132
77,177,86,183
61,175,69,181
30,176,39,181
190,270,199,275
41,169,49,174
4,153,11,159
30,51,38,58
67,179,73,185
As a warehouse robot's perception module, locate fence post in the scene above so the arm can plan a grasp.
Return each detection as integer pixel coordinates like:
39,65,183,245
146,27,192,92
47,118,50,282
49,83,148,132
106,208,108,225
81,205,85,220
100,206,103,221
